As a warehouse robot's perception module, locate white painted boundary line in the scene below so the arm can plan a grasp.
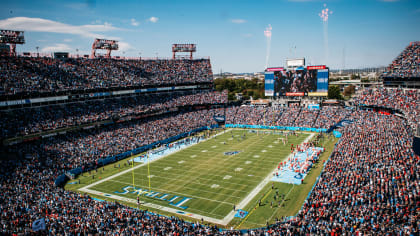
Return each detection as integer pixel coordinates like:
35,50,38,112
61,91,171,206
79,129,314,226
223,132,315,224
80,128,231,192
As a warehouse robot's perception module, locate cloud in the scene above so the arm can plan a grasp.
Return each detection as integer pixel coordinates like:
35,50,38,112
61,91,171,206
130,18,139,26
63,38,72,42
242,33,253,38
0,17,121,39
148,16,159,23
118,41,134,52
41,43,72,52
231,19,246,24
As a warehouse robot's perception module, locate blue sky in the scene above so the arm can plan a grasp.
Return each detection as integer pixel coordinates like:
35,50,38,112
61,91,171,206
0,0,419,73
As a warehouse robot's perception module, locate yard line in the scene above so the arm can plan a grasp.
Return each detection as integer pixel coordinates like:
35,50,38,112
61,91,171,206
268,185,295,222
106,179,241,203
116,173,252,194
219,132,315,225
79,129,232,192
121,170,261,187
79,130,314,226
80,188,227,222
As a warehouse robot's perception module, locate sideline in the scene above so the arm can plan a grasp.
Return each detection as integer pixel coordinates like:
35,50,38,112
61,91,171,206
79,130,315,226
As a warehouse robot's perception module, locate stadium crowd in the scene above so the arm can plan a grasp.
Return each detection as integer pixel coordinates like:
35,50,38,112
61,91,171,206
0,90,227,138
0,108,225,234
0,51,418,234
0,57,213,96
353,88,419,129
226,105,349,129
292,110,418,235
1,103,419,234
383,41,420,78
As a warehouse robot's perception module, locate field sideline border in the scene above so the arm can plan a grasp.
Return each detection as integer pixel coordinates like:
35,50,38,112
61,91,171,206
79,128,315,225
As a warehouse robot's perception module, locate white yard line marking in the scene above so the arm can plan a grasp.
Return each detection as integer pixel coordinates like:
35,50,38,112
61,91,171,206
220,132,315,225
268,185,295,222
211,184,220,189
80,130,314,226
223,175,232,180
113,175,251,195
80,188,227,222
107,179,240,203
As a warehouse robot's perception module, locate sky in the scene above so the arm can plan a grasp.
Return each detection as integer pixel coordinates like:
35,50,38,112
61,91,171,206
0,0,419,73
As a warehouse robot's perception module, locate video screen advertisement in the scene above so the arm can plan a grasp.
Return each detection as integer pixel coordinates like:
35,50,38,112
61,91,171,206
264,65,328,97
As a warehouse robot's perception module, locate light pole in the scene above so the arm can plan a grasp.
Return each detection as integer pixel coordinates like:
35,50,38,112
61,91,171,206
76,48,79,58
36,46,39,58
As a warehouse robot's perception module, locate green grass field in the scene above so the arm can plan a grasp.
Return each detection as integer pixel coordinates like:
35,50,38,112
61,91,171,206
66,129,337,228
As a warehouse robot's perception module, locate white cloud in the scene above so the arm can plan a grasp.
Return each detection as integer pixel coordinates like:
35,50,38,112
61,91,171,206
41,43,72,52
118,41,134,52
148,16,159,23
63,38,72,42
0,17,121,39
231,19,247,24
130,18,139,26
242,33,253,38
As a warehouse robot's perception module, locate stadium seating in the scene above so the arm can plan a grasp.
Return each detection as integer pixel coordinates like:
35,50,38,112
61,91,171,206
0,56,213,96
353,88,419,129
0,54,418,234
383,41,420,78
0,90,227,138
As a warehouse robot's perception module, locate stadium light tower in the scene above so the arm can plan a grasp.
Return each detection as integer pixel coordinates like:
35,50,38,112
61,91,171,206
0,30,25,56
172,44,196,59
91,38,119,59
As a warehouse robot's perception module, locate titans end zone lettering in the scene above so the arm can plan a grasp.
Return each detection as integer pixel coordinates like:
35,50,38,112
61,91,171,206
115,186,192,209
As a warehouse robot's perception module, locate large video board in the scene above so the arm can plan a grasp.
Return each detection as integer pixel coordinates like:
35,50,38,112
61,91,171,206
264,65,329,97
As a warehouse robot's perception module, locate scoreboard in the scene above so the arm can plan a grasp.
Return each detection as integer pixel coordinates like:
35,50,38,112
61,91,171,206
0,30,25,44
264,65,329,97
92,39,118,50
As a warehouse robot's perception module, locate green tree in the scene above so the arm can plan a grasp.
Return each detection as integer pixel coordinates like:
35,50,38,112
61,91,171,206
328,85,343,100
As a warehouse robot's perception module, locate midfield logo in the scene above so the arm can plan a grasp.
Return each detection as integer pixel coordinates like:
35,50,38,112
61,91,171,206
114,186,192,209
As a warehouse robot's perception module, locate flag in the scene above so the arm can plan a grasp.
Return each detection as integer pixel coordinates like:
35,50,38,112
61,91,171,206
32,218,46,231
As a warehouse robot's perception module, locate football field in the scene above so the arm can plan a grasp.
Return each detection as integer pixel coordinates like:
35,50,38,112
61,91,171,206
77,129,312,225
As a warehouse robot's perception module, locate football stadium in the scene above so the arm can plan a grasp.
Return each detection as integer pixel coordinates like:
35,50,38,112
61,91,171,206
0,1,419,235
